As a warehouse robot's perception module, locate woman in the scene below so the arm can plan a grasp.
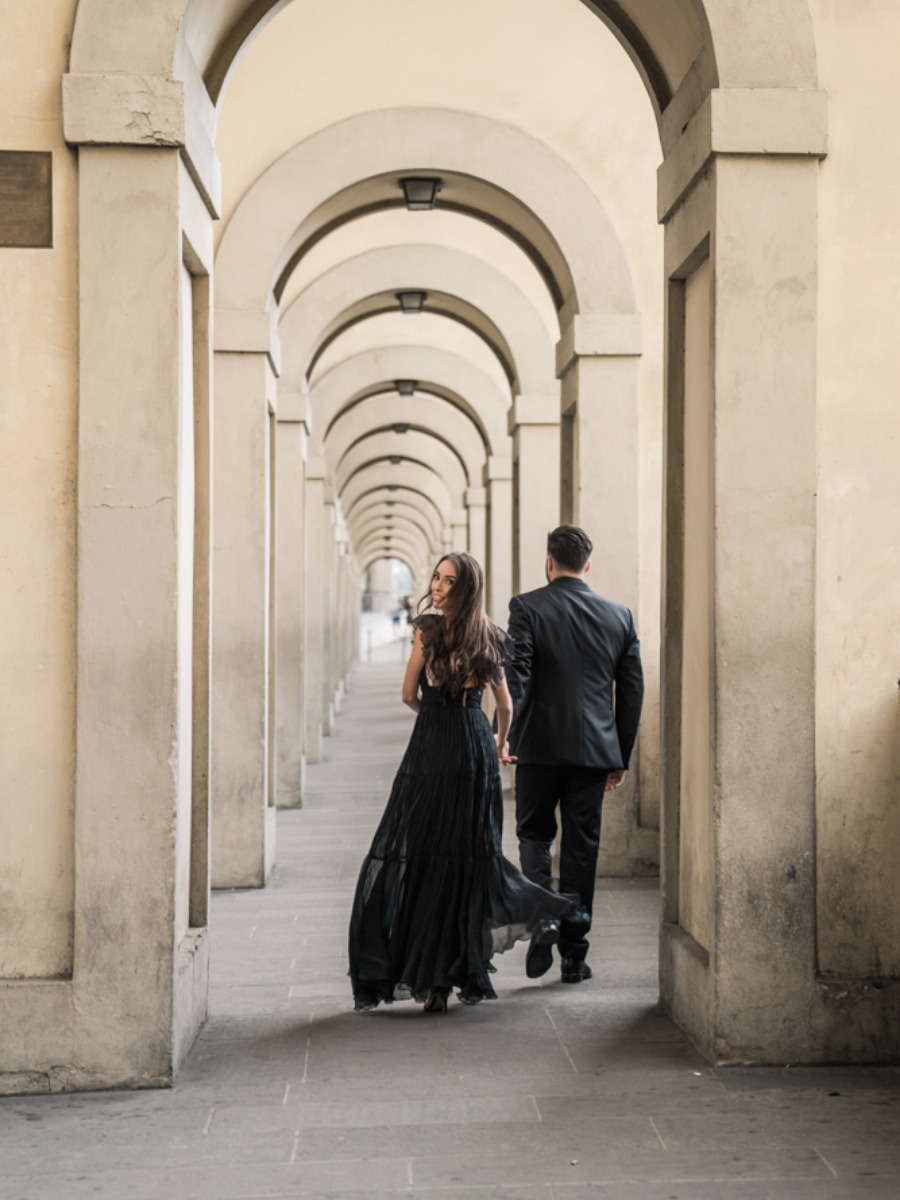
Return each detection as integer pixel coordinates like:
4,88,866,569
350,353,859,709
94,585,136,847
348,552,572,1013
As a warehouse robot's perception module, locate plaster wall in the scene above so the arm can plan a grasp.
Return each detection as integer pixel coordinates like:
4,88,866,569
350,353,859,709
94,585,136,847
810,0,900,981
0,0,79,980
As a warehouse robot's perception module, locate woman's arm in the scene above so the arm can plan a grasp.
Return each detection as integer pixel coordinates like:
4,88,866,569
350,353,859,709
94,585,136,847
401,628,426,713
491,673,516,763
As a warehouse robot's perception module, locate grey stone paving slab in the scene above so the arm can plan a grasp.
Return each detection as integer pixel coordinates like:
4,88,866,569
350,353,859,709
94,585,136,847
2,660,898,1200
551,1183,889,1200
407,1145,833,1187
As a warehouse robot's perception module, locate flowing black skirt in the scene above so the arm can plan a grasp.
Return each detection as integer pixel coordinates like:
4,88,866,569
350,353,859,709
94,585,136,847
348,695,572,1007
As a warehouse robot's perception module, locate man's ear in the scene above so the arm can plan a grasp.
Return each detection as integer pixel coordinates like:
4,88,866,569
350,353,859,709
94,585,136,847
546,555,555,578
584,559,592,574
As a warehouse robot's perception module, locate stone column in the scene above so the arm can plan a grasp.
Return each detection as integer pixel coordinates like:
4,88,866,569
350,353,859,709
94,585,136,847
275,391,308,807
303,459,326,764
657,88,831,1063
484,457,513,625
466,487,487,570
209,344,277,887
556,315,652,878
12,68,222,1088
556,315,643,614
321,489,338,735
449,509,469,552
509,395,560,594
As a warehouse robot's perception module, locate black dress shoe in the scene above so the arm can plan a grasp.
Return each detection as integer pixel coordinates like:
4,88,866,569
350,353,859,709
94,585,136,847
525,921,560,979
560,957,592,983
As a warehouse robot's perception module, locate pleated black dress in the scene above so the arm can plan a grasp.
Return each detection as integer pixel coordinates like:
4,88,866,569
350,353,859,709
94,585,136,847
348,643,572,1008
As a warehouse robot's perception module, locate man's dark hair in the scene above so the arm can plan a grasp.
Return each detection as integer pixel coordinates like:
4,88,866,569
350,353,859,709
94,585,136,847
547,525,593,573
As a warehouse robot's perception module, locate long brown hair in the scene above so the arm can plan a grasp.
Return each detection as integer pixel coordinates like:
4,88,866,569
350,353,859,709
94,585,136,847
416,553,503,691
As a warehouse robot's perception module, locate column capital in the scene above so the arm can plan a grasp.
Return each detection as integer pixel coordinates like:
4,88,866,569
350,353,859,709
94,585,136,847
306,456,327,482
556,314,643,377
214,309,281,377
465,487,487,508
658,87,828,222
507,393,559,434
62,70,222,217
483,456,513,485
276,389,311,431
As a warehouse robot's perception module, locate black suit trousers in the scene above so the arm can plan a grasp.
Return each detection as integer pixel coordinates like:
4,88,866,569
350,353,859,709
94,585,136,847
515,763,608,962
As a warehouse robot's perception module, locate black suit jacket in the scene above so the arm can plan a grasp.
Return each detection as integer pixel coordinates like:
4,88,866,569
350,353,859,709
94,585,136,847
506,576,644,769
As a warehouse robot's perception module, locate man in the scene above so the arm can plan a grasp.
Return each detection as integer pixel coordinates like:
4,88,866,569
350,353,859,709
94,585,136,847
506,525,644,983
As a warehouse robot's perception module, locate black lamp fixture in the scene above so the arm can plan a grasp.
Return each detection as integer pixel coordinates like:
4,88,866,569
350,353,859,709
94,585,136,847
394,379,418,395
400,177,442,210
387,485,398,492
386,500,396,506
388,455,402,465
396,290,427,314
392,423,410,434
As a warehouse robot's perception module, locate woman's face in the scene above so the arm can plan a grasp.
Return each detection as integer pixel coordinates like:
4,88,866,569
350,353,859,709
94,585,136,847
431,560,457,610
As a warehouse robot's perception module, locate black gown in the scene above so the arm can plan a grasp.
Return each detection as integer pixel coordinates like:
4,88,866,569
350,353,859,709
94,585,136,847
348,643,573,1008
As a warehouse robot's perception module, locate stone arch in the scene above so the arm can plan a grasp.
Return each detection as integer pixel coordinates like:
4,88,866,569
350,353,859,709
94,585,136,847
324,396,486,490
357,529,423,566
69,2,819,131
359,548,421,580
341,462,454,529
309,347,509,455
279,245,554,398
214,108,638,323
346,487,444,546
352,511,437,554
336,431,467,504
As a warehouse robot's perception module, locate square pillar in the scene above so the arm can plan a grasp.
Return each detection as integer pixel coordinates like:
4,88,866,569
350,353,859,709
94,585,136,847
509,395,559,594
0,141,213,1090
322,490,338,736
466,487,487,568
556,316,652,878
658,88,835,1063
210,347,276,887
484,457,513,624
304,460,326,764
449,508,469,553
275,391,309,807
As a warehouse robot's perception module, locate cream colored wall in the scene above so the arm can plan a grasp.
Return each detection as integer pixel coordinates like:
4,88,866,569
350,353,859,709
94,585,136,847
0,0,79,978
809,0,900,980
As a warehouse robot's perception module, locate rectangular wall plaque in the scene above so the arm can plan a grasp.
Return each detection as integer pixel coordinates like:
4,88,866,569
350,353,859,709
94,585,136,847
0,151,53,248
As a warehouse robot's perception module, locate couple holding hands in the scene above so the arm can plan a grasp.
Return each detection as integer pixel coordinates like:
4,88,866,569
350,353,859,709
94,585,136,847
349,525,644,1013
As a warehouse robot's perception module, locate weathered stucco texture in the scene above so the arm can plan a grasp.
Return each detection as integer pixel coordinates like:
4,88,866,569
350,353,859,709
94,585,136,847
0,0,79,979
810,0,900,981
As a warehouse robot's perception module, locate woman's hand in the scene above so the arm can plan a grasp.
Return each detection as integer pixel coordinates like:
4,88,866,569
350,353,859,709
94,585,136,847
495,735,517,765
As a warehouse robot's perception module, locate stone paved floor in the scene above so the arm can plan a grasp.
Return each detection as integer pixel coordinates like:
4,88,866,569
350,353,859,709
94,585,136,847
2,656,899,1199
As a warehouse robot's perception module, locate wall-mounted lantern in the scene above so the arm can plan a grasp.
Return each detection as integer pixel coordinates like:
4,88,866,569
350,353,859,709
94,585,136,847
394,379,418,395
396,290,427,314
400,177,442,210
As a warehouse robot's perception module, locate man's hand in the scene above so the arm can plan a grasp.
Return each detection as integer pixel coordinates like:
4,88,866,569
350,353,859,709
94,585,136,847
605,769,626,791
495,737,517,765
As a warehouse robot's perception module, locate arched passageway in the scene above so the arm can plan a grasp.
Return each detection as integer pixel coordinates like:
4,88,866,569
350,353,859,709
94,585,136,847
5,0,900,1104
